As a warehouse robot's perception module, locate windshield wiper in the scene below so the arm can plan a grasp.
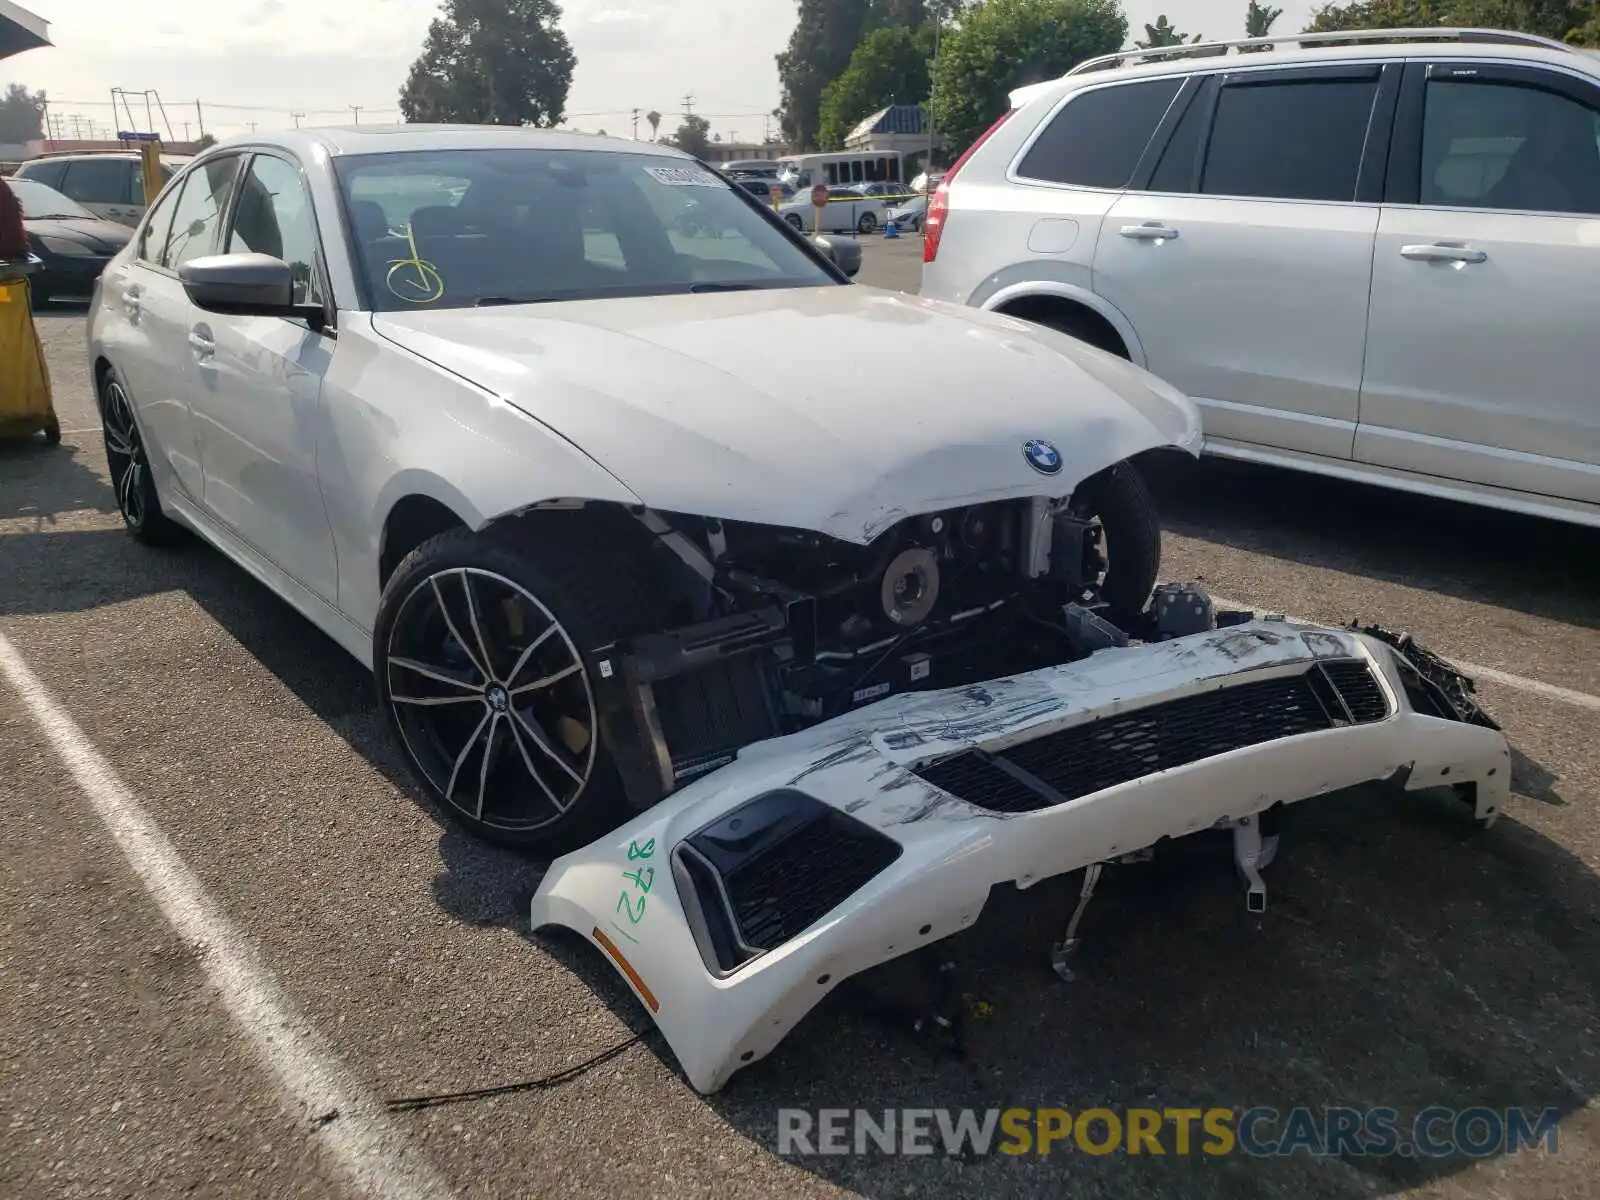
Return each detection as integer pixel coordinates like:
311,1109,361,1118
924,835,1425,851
686,282,767,293
474,295,561,307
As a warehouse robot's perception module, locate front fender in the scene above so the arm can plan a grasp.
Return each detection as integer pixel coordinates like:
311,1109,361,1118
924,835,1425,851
320,318,643,631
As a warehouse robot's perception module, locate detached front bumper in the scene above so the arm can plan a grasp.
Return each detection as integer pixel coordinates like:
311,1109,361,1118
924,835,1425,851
530,619,1510,1094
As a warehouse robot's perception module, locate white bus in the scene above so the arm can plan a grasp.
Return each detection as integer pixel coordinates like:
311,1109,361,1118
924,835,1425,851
776,150,905,191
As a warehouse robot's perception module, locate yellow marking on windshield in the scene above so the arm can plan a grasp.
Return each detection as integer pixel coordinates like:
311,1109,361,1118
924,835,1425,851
384,222,445,304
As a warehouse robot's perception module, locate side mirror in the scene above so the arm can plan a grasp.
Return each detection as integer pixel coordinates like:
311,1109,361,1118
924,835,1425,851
813,234,861,278
178,252,322,321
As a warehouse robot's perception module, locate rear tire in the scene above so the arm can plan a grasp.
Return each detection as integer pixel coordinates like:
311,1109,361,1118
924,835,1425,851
858,211,878,234
785,213,804,230
374,523,667,850
1074,460,1161,623
98,367,183,545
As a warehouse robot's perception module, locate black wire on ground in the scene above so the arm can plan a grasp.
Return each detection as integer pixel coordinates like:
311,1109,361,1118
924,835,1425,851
384,1030,647,1113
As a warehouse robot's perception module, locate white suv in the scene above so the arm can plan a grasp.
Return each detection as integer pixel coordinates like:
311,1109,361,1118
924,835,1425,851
921,28,1600,529
14,152,190,227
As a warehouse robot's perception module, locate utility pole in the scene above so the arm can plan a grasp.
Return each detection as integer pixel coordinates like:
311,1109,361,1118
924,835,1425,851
182,120,191,140
195,99,206,140
631,107,639,139
292,112,305,129
681,93,695,117
349,105,363,124
925,14,942,177
247,122,258,134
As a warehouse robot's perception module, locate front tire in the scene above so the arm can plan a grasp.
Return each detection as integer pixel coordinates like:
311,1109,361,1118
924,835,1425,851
1072,461,1161,623
98,368,182,545
784,212,804,230
857,211,878,234
375,525,664,849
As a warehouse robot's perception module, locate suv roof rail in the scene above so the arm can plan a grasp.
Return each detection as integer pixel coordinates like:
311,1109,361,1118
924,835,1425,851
1067,26,1578,76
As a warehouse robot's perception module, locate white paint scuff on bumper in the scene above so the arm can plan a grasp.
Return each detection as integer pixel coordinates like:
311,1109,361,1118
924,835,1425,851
529,620,1511,1094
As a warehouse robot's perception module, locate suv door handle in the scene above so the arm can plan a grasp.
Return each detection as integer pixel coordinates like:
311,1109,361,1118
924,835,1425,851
1400,243,1487,264
1120,223,1180,241
123,284,142,320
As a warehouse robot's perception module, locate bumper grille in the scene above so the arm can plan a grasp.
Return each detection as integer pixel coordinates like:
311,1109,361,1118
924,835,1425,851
722,813,901,951
914,659,1388,815
676,790,902,973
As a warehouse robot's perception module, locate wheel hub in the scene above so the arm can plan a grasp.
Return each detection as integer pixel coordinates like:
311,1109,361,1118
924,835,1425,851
485,683,510,713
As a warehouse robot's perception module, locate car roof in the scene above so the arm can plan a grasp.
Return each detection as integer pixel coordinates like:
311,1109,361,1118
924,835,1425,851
1011,29,1600,109
196,124,698,163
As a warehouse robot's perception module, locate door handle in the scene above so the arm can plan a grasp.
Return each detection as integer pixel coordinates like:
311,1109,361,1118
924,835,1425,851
1400,243,1487,264
123,284,142,319
1120,223,1180,241
188,327,216,362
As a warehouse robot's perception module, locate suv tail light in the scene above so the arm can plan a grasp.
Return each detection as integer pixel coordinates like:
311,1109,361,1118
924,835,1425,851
923,107,1017,264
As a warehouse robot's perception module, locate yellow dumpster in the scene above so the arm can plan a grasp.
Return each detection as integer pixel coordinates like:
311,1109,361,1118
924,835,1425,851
0,261,59,445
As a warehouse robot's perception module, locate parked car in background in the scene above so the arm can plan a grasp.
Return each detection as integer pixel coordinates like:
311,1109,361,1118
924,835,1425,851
854,181,913,199
14,151,190,227
7,176,130,305
730,177,794,203
921,26,1600,529
886,193,927,231
777,185,887,233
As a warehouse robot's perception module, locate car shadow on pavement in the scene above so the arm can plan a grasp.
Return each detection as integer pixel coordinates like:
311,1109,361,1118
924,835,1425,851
1153,456,1600,631
0,437,117,525
1,523,1594,1199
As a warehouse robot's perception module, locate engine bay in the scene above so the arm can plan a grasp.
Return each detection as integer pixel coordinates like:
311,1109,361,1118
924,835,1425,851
590,496,1220,812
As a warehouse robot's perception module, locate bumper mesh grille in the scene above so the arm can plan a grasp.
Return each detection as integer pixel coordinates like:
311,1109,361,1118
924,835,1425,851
914,660,1388,815
721,812,901,951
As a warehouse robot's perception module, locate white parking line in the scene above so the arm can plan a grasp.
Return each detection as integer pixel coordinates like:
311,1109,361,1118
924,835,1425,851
0,632,458,1200
1210,595,1600,713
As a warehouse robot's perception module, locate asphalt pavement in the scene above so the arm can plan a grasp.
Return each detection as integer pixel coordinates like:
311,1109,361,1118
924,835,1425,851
2,245,1598,1200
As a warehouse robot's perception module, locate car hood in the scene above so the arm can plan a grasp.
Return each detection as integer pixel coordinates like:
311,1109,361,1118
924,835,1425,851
25,217,131,253
371,285,1201,543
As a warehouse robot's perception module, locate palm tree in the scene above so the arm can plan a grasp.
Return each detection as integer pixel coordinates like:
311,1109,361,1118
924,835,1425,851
1245,1,1282,38
646,110,661,141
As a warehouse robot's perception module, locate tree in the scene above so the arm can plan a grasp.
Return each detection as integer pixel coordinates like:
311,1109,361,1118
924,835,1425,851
668,114,713,158
1136,14,1202,47
931,0,1126,155
193,133,218,151
1306,0,1600,42
817,24,938,150
399,0,576,127
777,0,935,151
0,83,46,144
1245,1,1283,36
646,109,661,140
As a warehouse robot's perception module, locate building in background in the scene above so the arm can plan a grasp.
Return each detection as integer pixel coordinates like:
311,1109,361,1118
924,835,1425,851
845,104,943,176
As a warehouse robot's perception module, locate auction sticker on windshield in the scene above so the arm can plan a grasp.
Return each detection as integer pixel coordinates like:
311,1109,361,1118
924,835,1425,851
646,165,722,187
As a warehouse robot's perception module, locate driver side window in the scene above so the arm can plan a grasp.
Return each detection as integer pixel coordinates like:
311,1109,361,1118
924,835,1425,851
162,156,245,270
226,154,325,306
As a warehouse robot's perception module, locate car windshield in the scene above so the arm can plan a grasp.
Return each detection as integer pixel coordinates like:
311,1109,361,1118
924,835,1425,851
333,147,840,311
8,177,95,220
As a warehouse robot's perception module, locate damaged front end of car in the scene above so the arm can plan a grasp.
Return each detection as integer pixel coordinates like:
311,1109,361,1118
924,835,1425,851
531,583,1510,1094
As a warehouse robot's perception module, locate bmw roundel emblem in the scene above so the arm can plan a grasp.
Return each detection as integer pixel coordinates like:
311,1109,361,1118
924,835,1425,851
1023,439,1063,475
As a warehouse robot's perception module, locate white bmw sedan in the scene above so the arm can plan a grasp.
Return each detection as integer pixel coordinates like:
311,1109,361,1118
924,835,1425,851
87,125,1209,849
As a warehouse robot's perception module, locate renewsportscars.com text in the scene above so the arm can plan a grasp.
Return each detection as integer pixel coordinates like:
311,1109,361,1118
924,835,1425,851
776,1106,1562,1159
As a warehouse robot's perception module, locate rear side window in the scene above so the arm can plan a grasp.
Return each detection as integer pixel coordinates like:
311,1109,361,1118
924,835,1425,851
60,158,134,206
1200,77,1379,202
20,160,67,189
1016,78,1183,189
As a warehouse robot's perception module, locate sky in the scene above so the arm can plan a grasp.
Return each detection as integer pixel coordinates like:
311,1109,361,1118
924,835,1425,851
6,0,1324,144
